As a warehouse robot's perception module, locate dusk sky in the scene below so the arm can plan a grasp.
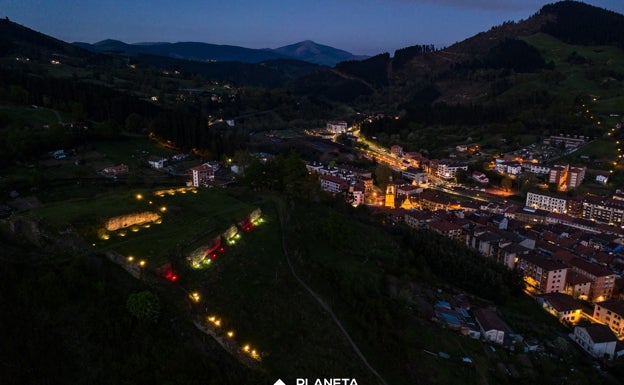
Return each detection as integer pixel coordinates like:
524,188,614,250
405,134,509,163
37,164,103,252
2,0,624,55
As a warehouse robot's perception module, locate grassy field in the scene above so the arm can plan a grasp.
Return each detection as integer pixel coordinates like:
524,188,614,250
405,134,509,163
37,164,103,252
557,138,617,167
520,33,624,116
30,188,254,265
0,105,68,126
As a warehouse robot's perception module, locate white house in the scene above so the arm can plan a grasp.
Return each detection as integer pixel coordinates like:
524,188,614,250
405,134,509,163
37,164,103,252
523,163,550,175
402,167,428,184
473,307,511,345
506,162,523,175
571,324,618,359
326,121,348,134
148,158,167,169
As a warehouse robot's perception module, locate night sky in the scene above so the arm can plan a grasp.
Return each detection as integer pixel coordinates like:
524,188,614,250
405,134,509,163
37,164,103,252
2,0,624,55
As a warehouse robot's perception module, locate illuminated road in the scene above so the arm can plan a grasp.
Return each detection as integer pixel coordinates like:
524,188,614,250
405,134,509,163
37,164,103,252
353,133,512,204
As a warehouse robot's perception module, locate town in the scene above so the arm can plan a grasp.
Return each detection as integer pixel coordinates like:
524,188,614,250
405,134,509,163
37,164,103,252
4,2,624,383
296,115,624,361
84,111,624,363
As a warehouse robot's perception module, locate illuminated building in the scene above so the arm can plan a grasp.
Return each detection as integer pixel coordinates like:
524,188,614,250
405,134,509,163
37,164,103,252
538,292,583,325
401,167,428,184
581,196,624,226
548,164,568,192
189,163,214,187
384,178,395,208
517,254,568,294
525,191,568,213
566,257,616,303
593,300,624,336
430,159,468,180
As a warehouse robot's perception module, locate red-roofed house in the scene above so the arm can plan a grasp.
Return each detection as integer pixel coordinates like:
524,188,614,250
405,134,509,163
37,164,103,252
567,257,616,302
102,163,129,175
320,174,348,194
564,271,592,300
404,210,435,229
426,219,463,241
189,164,214,187
539,292,583,325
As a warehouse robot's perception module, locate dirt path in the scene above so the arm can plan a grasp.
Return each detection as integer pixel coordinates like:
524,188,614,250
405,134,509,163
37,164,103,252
274,198,389,385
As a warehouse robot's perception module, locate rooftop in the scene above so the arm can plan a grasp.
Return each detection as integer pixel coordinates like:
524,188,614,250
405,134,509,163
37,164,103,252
580,324,618,343
541,292,582,312
596,299,624,317
473,307,511,333
568,257,614,278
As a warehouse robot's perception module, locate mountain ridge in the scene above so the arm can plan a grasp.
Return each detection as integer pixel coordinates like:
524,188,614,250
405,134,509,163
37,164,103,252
73,39,368,67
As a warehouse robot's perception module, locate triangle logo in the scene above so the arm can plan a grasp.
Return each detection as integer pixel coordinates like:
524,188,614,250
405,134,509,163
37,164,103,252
274,380,286,385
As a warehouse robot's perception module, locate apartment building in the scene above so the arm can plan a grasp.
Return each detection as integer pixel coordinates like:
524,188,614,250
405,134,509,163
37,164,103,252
518,254,568,294
526,191,568,213
593,300,624,337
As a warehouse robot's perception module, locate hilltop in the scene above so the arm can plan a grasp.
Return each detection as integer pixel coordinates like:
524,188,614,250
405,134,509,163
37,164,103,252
272,40,369,66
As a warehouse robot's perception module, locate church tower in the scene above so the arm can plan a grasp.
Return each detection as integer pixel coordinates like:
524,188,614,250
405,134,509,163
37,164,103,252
385,177,395,208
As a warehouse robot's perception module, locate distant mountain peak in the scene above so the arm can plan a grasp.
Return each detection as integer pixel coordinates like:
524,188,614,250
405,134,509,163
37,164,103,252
272,40,368,66
94,39,125,46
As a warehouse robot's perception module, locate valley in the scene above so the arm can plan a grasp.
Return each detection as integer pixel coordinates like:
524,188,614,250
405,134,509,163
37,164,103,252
2,2,624,385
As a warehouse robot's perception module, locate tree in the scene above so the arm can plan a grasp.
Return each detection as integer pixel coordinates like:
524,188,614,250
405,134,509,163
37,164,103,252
125,113,144,132
126,291,160,324
455,169,468,184
501,176,512,192
374,164,392,190
517,172,537,194
282,151,308,196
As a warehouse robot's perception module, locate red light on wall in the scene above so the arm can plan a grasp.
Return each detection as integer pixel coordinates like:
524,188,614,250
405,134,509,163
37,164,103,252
164,270,178,282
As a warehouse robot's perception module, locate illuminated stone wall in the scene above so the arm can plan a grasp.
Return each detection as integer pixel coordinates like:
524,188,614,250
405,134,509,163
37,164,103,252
249,208,262,222
104,211,161,231
187,245,207,265
223,225,238,240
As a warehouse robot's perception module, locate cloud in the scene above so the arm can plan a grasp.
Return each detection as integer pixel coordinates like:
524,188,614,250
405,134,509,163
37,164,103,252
383,0,546,12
